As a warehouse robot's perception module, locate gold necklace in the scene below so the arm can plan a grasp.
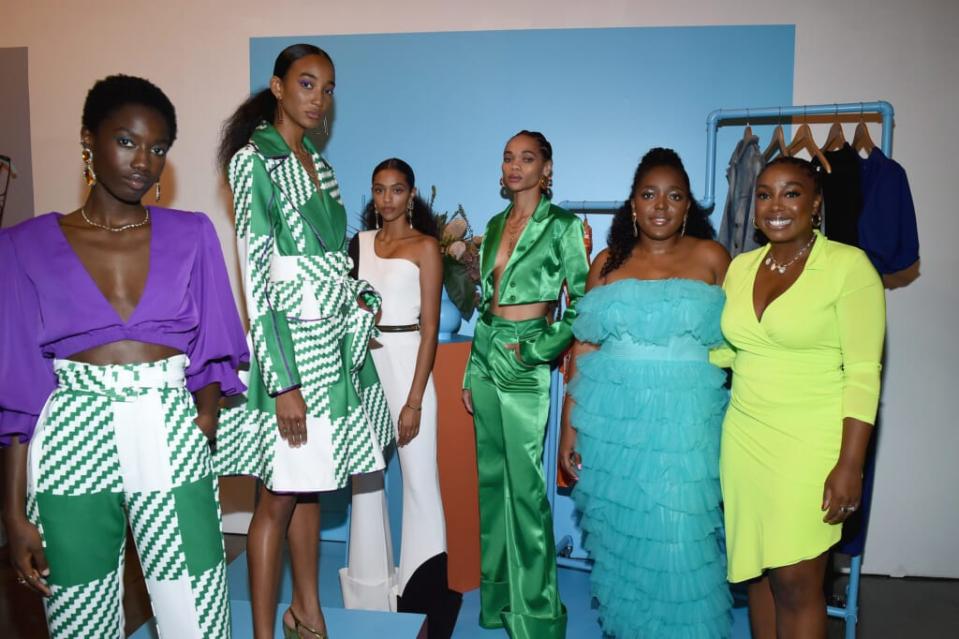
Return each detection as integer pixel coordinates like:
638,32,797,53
764,234,816,274
81,206,151,233
505,212,531,253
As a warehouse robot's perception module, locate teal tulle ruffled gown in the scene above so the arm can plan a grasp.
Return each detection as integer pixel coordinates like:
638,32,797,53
569,279,732,638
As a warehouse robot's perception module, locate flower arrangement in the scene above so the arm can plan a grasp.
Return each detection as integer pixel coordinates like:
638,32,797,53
429,186,483,318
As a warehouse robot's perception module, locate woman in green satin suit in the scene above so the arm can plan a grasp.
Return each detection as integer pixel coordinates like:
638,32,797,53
462,130,589,638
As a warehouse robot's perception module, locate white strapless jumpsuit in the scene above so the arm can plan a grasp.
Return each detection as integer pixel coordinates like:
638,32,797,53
339,230,447,610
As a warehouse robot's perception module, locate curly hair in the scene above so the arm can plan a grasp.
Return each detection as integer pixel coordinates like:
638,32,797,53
218,43,333,172
361,158,439,238
82,75,177,143
506,130,553,200
601,147,714,277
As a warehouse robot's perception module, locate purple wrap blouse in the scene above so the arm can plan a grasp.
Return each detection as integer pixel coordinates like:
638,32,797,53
0,207,249,445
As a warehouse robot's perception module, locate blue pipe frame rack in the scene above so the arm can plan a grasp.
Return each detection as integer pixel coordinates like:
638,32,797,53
701,100,895,210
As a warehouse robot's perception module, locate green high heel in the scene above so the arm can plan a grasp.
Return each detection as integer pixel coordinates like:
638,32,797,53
282,607,328,639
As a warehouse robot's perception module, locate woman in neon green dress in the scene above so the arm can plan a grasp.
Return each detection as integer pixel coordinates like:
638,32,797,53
719,157,885,638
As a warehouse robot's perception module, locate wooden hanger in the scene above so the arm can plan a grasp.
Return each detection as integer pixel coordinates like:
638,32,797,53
788,123,833,173
852,103,876,156
786,108,832,173
820,105,847,152
763,109,789,162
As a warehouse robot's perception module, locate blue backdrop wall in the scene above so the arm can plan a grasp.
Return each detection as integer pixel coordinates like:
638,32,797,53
249,25,794,549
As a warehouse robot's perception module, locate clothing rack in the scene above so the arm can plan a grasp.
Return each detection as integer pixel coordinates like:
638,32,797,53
701,100,895,210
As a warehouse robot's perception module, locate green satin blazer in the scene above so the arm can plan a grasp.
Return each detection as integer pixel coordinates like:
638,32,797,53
474,196,589,366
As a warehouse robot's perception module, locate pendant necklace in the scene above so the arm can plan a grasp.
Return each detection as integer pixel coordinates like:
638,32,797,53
764,234,816,274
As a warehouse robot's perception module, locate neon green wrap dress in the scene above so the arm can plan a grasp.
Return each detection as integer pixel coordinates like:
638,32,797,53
719,231,885,582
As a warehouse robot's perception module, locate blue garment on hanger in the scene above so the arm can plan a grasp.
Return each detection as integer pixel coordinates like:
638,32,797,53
718,134,764,257
857,148,919,274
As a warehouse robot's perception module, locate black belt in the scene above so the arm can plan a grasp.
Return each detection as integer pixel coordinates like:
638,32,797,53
376,324,420,333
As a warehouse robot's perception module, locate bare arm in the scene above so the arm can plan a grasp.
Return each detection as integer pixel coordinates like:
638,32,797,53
192,382,221,439
702,240,731,285
558,250,608,481
398,237,443,446
3,439,51,595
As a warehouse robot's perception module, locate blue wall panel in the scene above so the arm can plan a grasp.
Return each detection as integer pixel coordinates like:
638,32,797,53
249,25,794,554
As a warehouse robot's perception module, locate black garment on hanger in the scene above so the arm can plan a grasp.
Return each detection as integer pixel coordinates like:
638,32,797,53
813,143,862,246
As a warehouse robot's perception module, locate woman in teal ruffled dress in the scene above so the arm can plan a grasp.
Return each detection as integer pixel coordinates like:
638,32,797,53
560,148,733,638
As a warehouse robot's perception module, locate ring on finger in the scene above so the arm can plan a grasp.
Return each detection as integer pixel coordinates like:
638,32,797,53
840,505,857,513
17,576,27,585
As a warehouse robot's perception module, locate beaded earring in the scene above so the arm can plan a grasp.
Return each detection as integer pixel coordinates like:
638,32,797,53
81,146,96,186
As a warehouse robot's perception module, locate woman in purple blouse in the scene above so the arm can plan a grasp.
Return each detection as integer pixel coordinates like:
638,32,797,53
0,75,248,639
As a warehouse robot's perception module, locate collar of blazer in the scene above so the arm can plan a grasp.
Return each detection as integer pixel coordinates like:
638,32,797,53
250,121,321,160
249,122,344,252
482,195,553,287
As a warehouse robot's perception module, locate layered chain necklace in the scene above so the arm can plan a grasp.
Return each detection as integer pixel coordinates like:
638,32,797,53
81,206,151,233
505,211,532,254
764,233,816,274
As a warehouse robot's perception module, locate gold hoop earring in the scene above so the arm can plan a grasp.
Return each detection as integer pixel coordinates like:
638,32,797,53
374,207,381,229
812,211,822,228
630,200,638,237
407,197,414,229
81,146,96,186
155,181,161,202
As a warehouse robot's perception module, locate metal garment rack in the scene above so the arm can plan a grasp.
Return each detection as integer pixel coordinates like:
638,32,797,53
701,100,895,210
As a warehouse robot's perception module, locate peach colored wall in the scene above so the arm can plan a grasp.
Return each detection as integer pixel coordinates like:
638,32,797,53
2,0,957,578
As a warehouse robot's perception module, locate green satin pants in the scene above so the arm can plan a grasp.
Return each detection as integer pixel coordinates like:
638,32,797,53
467,313,567,639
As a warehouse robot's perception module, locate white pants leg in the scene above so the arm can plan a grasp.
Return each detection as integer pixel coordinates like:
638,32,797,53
341,333,447,609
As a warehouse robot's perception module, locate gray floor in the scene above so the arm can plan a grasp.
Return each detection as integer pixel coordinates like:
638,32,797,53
1,535,956,637
829,573,959,638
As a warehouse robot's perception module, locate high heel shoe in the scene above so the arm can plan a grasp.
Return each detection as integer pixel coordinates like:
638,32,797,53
282,607,328,639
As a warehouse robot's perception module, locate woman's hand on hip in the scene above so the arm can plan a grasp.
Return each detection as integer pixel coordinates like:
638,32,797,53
275,387,308,447
461,389,474,415
503,342,524,364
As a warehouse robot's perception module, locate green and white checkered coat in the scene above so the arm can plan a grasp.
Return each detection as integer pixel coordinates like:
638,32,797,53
217,123,393,491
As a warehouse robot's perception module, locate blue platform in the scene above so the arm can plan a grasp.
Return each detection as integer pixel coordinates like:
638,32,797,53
130,539,751,637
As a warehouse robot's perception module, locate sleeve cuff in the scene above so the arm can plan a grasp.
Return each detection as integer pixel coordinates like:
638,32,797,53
0,410,38,447
186,360,249,397
270,384,301,398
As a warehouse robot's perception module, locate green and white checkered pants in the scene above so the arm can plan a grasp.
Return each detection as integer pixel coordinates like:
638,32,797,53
26,355,230,639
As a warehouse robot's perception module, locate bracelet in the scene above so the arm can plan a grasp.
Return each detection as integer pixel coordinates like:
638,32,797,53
404,403,422,411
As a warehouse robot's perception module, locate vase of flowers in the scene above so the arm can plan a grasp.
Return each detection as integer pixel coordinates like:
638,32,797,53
431,189,482,339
